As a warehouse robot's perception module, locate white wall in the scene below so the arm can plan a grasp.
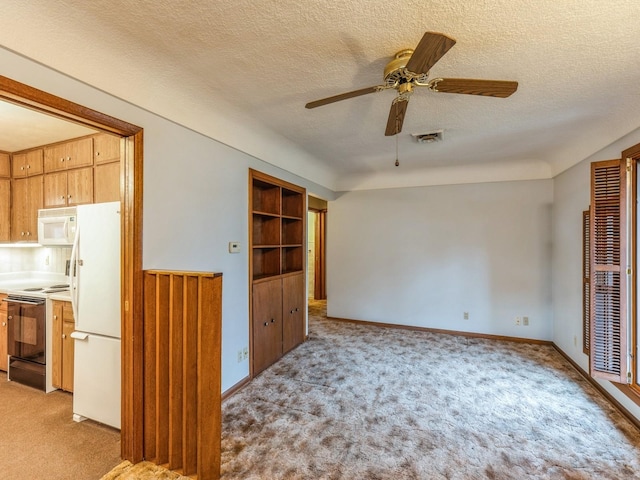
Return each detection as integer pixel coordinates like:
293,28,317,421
0,46,334,392
552,126,640,420
328,180,554,340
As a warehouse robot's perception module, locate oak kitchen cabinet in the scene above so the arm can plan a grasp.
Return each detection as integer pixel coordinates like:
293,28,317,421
44,137,93,172
0,153,9,242
44,167,93,207
93,133,121,203
11,175,43,242
52,300,74,392
249,169,306,376
0,293,7,371
11,148,44,242
12,148,43,177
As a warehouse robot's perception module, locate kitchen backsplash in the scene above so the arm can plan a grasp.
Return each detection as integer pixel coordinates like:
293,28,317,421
0,246,71,274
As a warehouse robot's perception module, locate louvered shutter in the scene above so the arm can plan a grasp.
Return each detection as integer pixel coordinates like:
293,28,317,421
583,210,590,354
589,159,629,383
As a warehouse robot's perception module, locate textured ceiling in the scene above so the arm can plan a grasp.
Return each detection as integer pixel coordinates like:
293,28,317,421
1,0,640,191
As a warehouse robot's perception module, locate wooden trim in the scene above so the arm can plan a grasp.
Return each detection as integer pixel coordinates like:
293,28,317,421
314,210,327,300
0,75,140,136
553,344,640,431
221,376,251,401
326,315,552,345
0,75,145,462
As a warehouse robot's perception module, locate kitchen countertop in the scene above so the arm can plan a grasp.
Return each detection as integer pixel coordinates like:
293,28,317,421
0,271,71,300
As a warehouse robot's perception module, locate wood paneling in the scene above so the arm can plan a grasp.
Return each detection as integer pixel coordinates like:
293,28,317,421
143,270,222,480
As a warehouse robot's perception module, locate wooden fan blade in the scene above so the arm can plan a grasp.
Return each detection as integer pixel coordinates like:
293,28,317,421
405,32,456,75
432,78,518,98
305,86,381,109
385,98,409,136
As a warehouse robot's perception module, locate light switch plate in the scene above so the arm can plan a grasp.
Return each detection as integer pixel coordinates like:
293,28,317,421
229,242,241,253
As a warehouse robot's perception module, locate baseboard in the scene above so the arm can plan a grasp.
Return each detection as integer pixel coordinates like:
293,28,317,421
326,315,552,345
552,343,640,431
222,375,251,401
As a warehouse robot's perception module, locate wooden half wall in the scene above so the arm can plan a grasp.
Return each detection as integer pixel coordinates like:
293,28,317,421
143,270,222,479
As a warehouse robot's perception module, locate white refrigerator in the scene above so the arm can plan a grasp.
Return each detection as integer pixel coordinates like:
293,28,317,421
69,201,121,429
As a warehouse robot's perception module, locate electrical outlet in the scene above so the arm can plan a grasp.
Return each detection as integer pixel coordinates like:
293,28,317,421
237,350,243,363
243,347,248,360
515,316,521,326
523,316,529,326
463,312,469,320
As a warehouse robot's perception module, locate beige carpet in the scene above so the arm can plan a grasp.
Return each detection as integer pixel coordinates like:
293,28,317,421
104,300,640,479
0,377,121,479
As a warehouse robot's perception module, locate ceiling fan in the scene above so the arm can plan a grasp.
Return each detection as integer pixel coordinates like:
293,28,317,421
305,31,518,136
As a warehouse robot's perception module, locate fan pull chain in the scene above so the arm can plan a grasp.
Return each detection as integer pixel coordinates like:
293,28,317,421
395,133,399,167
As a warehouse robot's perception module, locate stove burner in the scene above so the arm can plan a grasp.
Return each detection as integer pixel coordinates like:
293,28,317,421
23,287,44,292
49,284,69,289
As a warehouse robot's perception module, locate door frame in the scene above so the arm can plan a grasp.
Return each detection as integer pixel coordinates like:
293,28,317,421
0,75,145,462
308,208,327,300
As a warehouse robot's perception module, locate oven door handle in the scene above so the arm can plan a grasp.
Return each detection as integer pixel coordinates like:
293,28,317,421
2,298,45,306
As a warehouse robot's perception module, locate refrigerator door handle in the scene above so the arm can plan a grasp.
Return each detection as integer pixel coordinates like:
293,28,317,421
69,224,80,324
70,331,89,341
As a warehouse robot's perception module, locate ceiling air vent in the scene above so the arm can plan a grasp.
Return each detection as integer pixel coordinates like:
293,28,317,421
411,130,443,144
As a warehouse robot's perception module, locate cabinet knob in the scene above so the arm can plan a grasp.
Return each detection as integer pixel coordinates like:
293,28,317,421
21,232,25,236
27,165,30,169
20,166,24,170
290,309,294,314
264,322,269,326
60,158,64,162
7,316,12,321
271,318,275,323
295,308,299,312
60,196,65,199
62,334,66,339
2,322,5,327
53,315,57,320
67,195,71,199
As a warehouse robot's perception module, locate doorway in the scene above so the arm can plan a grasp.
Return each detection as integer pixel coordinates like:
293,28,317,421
307,196,327,301
0,75,144,462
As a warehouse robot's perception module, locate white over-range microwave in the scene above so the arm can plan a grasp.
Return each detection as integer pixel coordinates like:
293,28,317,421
37,206,77,246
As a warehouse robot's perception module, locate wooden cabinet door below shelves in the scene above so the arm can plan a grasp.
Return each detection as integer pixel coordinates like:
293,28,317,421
252,279,283,375
282,273,305,354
